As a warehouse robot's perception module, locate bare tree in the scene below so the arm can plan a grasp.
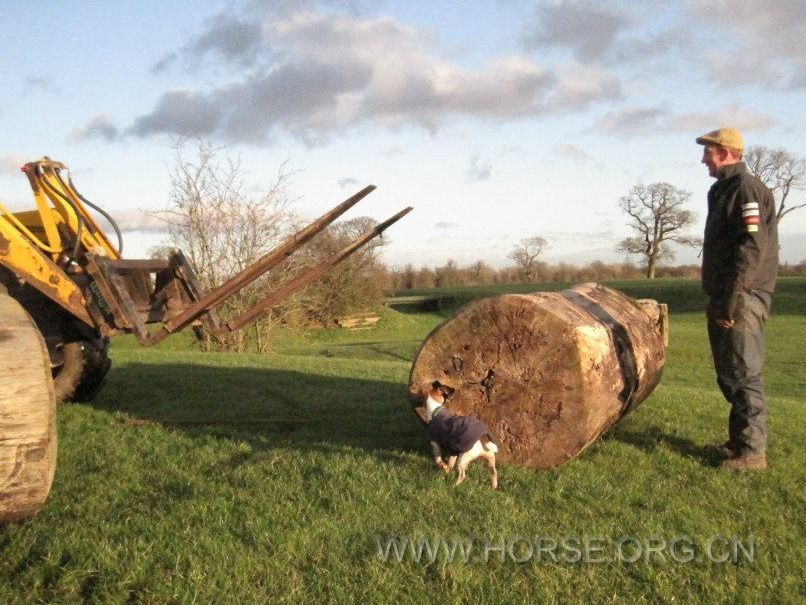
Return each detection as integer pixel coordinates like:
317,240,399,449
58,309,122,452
394,263,416,291
414,267,436,289
617,182,701,279
469,260,496,286
435,259,462,287
745,145,806,222
157,139,296,352
508,236,548,282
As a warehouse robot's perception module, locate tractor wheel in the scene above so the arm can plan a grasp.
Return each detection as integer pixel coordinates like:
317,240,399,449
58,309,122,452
52,337,111,403
0,292,57,522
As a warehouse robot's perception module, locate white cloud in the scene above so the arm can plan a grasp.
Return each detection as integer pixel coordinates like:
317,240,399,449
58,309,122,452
553,143,595,164
548,63,622,110
108,208,170,233
129,9,621,146
595,106,668,138
686,0,806,89
700,52,783,89
521,0,687,67
0,155,26,175
594,105,775,139
500,144,524,157
179,16,263,67
69,115,120,142
611,26,693,64
129,91,220,138
466,153,492,182
523,1,631,61
667,106,776,134
381,146,405,157
23,76,58,94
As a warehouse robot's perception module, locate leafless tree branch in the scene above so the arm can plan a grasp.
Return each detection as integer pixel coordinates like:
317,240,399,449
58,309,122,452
508,236,549,282
617,182,701,278
746,145,806,223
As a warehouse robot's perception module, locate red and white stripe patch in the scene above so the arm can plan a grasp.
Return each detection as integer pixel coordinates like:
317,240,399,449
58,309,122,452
741,202,760,232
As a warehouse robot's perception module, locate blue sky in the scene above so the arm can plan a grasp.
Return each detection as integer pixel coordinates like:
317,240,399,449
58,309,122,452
3,0,806,268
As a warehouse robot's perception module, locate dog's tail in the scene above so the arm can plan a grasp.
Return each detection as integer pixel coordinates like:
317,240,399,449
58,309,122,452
482,437,498,454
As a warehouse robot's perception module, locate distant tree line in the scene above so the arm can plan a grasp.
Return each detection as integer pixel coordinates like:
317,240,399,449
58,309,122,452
387,258,806,293
388,259,701,292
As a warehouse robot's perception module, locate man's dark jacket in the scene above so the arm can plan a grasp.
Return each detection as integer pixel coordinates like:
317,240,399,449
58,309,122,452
702,162,778,319
428,407,489,456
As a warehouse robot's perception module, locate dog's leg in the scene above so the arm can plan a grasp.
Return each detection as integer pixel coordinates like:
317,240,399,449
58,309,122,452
431,441,450,471
446,455,458,471
454,442,483,486
454,452,469,486
482,451,498,489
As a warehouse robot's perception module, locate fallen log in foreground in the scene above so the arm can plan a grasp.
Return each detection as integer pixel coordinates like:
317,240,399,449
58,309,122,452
408,283,667,470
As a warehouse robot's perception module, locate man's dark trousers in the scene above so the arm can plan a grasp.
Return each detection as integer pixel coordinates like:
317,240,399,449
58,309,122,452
707,290,771,455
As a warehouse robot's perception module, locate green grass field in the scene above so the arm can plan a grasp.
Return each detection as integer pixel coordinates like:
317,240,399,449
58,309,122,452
2,278,805,604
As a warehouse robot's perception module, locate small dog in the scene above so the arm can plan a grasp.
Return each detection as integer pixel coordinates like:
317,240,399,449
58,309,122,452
423,381,498,489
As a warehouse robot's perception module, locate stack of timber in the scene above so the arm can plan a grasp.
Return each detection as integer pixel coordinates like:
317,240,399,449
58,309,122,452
408,283,667,470
335,312,381,330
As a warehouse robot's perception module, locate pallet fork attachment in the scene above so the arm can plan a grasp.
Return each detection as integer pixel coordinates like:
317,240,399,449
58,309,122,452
82,186,412,345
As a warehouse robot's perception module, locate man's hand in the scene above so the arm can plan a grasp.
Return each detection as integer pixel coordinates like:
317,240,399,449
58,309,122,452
716,318,735,329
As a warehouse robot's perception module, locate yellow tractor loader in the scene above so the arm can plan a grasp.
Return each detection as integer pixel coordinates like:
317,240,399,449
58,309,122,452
0,157,411,522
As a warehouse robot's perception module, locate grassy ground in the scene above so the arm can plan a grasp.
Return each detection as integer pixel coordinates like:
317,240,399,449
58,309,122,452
2,279,804,604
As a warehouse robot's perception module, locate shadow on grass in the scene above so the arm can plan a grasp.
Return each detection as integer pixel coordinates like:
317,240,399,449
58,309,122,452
88,363,425,461
608,424,723,467
318,340,423,363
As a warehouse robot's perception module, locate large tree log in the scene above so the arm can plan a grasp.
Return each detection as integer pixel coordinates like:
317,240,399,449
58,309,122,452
408,283,666,470
0,292,57,522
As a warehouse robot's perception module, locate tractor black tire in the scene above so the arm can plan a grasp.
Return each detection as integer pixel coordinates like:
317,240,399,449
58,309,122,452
53,338,111,404
0,274,111,403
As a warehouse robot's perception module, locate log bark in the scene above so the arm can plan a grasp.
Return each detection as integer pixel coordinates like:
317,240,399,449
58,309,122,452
0,293,57,522
408,283,666,470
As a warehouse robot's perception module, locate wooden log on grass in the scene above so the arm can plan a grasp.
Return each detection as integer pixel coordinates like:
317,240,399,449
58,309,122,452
408,283,667,470
0,293,57,522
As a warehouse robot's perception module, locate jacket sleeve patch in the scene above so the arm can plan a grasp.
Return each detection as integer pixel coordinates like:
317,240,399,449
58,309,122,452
741,201,761,232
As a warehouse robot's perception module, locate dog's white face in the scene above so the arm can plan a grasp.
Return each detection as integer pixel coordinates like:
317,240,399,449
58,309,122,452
424,381,455,422
424,395,441,422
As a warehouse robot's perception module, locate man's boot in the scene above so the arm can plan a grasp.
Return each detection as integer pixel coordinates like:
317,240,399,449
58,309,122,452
720,452,767,471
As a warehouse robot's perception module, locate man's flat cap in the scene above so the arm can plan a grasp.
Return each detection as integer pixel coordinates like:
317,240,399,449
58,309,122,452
696,127,744,150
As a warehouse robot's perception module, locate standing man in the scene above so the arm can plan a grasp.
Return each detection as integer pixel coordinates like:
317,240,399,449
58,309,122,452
697,127,778,471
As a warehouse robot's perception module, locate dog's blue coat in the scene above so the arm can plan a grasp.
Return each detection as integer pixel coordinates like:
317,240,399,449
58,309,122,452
428,407,490,456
